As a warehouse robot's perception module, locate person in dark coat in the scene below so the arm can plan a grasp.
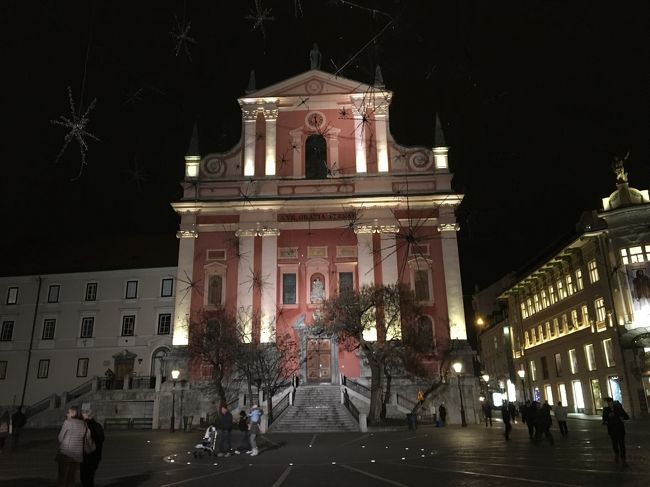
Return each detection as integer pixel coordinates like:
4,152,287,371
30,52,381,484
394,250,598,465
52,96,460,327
602,397,629,466
507,402,517,424
523,400,536,439
438,404,447,426
482,402,493,427
0,410,9,452
234,410,251,454
10,407,27,451
501,402,512,440
534,401,554,446
80,409,105,487
217,405,233,456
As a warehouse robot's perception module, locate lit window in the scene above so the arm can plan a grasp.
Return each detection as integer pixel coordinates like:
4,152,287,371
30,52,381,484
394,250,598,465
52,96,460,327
121,315,136,336
529,360,537,381
548,285,557,304
527,298,534,316
80,317,94,338
546,321,552,338
581,305,589,327
570,309,579,330
0,321,14,341
588,260,599,284
603,338,615,367
208,275,223,306
76,358,89,378
282,273,297,304
531,328,536,344
629,246,645,263
125,280,138,299
42,319,56,340
566,275,575,295
48,285,60,303
6,286,18,305
595,297,606,322
575,269,584,291
161,278,174,297
569,349,578,374
554,318,560,336
521,303,528,320
533,295,541,313
554,353,562,376
620,248,629,265
0,360,6,380
85,283,98,301
524,330,530,347
556,279,566,299
541,290,548,308
37,359,50,378
584,343,596,371
562,314,568,334
157,314,172,335
538,325,544,341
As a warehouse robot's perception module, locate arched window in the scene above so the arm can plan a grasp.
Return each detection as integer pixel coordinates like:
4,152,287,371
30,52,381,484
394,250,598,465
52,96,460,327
305,134,327,179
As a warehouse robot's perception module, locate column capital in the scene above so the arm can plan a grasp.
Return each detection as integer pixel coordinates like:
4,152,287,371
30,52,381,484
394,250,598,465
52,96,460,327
176,224,199,238
236,222,280,237
437,223,460,232
263,108,279,120
354,219,399,234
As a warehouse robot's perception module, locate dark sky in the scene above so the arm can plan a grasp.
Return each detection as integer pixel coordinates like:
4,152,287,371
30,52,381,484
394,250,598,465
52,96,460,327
2,1,648,293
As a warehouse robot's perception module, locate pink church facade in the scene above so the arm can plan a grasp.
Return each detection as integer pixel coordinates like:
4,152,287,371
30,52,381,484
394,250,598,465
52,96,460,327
171,69,467,384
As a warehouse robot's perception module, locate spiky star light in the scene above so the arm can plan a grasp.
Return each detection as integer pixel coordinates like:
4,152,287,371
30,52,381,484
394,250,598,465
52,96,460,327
51,86,100,177
246,0,274,40
170,13,197,61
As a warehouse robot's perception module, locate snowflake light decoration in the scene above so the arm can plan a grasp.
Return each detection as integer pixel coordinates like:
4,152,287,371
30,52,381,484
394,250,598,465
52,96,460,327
170,13,197,61
246,0,274,40
51,86,100,178
124,157,149,192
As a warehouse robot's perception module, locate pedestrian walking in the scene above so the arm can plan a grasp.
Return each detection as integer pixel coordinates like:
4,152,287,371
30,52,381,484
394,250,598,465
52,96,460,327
56,406,88,486
216,405,233,457
534,401,554,446
602,397,629,467
248,404,263,457
80,409,105,487
234,410,251,454
522,400,536,440
482,401,493,427
10,407,27,452
554,401,568,437
438,404,447,426
0,410,9,452
501,402,512,440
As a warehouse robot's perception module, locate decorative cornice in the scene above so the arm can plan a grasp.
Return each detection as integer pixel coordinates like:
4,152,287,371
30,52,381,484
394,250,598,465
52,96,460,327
236,222,280,237
354,219,399,234
437,223,460,232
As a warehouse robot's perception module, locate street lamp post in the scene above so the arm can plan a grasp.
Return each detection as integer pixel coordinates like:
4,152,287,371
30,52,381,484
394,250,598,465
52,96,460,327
179,380,185,432
517,369,527,402
452,362,467,427
170,369,180,433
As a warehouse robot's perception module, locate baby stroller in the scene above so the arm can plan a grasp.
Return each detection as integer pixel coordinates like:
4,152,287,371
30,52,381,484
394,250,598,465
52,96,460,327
194,425,217,458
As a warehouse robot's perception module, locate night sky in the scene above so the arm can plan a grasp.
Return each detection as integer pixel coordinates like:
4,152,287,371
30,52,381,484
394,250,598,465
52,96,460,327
2,1,648,296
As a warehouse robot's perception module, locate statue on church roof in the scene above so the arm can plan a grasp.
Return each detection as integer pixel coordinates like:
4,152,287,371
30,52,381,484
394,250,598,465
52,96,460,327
310,43,322,70
612,151,629,184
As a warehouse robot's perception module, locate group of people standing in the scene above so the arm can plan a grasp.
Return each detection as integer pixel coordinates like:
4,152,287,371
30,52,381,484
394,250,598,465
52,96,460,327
56,406,105,487
0,407,27,453
214,403,263,457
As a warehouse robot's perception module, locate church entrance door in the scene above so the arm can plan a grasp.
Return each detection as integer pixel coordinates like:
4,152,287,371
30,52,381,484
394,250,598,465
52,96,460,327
307,338,331,383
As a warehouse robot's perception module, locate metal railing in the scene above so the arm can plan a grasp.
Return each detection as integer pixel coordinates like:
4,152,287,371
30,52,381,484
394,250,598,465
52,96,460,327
341,375,370,398
396,393,417,411
26,396,54,417
130,376,155,390
269,393,290,426
67,379,94,402
343,390,360,422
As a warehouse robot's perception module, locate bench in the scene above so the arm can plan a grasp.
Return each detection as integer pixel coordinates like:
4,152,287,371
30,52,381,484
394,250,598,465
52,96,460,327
103,417,131,430
130,417,153,429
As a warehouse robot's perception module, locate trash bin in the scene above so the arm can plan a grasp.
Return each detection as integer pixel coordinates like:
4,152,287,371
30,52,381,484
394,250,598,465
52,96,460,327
183,415,193,432
406,413,418,430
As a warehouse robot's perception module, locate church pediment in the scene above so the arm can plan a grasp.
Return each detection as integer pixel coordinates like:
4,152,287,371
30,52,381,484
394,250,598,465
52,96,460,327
241,69,385,99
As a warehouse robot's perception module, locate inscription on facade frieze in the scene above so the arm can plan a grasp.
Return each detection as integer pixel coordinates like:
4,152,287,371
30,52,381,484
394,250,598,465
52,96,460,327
278,212,356,222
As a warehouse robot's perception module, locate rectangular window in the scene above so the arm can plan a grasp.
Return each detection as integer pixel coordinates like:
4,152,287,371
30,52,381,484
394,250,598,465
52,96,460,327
588,259,599,284
556,279,566,299
570,309,579,330
562,314,568,334
554,353,562,376
121,315,136,336
595,297,606,322
584,343,596,371
0,321,14,341
0,360,6,379
42,319,56,340
80,317,94,338
575,269,584,291
339,272,354,293
282,273,297,304
520,302,528,320
581,305,590,327
526,298,534,316
48,284,60,303
125,280,138,299
6,286,18,305
37,359,50,378
533,295,541,313
529,360,537,381
569,349,579,374
414,270,430,301
545,321,552,338
629,246,644,263
591,379,603,411
157,313,172,335
566,275,575,295
531,328,537,344
524,330,530,347
85,283,98,301
538,324,544,341
603,338,616,367
208,275,223,306
76,358,89,377
541,290,548,308
554,318,560,336
548,285,557,304
161,278,174,297
541,356,549,380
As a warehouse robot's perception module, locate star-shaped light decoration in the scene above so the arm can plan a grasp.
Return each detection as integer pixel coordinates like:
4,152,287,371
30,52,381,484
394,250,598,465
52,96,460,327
246,0,274,40
170,13,197,61
50,86,100,179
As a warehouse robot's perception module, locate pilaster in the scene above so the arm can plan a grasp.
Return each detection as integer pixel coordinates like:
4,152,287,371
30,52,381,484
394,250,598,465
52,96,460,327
263,107,278,176
438,215,467,340
173,213,198,346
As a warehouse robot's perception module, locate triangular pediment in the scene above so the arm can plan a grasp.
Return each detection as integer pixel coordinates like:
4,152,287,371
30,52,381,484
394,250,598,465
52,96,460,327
242,69,386,99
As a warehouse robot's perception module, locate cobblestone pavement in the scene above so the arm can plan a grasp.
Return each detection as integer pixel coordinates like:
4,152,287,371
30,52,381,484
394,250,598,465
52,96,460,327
1,417,649,486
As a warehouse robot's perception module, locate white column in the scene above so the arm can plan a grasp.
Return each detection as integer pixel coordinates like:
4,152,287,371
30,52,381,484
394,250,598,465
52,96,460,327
439,222,467,340
173,214,198,346
242,107,257,176
260,235,278,342
375,112,389,173
354,114,367,174
380,233,398,285
237,236,255,341
356,232,374,287
264,108,278,176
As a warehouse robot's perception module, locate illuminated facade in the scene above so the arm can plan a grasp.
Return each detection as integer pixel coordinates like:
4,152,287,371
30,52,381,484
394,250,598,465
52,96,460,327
171,69,467,384
501,166,650,416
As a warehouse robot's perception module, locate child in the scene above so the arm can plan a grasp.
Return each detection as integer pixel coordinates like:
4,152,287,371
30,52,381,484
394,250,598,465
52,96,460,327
248,405,263,456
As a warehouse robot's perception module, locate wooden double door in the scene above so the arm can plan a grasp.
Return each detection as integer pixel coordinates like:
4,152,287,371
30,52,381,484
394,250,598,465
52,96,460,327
307,338,331,383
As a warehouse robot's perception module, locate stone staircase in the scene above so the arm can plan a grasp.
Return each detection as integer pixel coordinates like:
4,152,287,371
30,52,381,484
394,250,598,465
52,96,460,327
269,385,359,433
